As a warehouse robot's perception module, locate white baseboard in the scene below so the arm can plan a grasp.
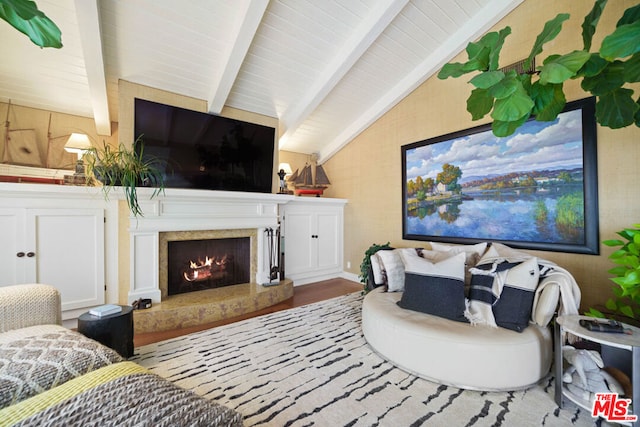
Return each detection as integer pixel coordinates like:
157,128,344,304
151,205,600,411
340,271,360,283
287,270,361,286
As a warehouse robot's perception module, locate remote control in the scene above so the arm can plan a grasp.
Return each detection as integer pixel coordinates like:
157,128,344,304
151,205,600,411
579,319,625,333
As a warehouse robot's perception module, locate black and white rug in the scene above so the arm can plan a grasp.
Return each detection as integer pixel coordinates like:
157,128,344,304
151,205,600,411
133,292,598,426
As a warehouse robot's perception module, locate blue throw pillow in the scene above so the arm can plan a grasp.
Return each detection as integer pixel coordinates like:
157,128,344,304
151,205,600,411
468,257,540,331
397,251,467,323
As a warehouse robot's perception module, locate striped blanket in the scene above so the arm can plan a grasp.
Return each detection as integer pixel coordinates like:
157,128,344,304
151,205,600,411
0,362,243,427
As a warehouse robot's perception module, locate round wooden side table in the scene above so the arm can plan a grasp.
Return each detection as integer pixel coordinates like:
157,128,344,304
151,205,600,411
77,305,134,358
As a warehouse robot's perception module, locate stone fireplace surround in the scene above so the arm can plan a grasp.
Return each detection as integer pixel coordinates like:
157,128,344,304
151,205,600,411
129,188,295,333
159,229,256,299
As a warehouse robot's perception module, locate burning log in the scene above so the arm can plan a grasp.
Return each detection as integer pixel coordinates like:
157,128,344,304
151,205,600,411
183,255,229,282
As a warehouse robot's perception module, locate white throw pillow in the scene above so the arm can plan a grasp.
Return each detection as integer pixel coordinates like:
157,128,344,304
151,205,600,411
429,242,487,286
532,279,560,326
429,241,487,264
370,253,385,285
376,249,405,292
400,249,465,280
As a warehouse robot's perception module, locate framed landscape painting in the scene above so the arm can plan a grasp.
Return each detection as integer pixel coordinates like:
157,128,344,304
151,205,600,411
402,97,599,254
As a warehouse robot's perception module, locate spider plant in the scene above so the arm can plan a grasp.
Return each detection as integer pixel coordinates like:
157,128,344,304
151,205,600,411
85,136,165,217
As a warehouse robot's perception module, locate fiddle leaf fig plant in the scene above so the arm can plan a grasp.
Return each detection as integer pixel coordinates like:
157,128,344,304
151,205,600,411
438,0,640,137
0,0,62,48
586,224,640,321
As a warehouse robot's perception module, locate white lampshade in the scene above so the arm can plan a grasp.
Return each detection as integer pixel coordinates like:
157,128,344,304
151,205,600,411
64,133,92,158
278,162,293,176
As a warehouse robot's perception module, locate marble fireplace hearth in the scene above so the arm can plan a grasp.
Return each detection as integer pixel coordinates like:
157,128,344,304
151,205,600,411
132,280,293,334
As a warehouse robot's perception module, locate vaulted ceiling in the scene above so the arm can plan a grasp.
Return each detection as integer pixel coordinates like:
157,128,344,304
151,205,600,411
0,0,523,162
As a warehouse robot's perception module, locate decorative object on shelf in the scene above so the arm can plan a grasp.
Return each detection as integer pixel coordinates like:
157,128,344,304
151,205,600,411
586,223,640,325
437,0,640,137
85,136,165,217
277,162,292,194
288,153,331,196
3,100,41,167
554,315,640,422
63,133,91,185
45,112,79,169
562,345,624,404
3,103,82,171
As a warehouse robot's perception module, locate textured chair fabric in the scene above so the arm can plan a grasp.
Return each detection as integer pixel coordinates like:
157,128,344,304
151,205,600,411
0,284,62,333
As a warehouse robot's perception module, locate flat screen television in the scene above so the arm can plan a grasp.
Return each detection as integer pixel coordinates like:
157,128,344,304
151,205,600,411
134,98,276,193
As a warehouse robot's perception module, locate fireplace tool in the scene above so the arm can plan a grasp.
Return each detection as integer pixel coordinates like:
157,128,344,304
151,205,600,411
264,227,280,285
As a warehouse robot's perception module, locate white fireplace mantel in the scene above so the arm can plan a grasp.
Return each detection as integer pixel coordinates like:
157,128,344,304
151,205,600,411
129,188,296,303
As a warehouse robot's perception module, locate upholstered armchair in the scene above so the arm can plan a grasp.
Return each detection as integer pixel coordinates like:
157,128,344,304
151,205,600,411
0,284,62,333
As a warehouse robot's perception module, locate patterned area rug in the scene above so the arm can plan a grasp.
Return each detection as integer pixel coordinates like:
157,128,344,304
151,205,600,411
133,292,598,426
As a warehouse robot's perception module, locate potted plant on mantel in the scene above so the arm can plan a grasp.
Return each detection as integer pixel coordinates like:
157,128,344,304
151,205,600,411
85,136,165,217
587,224,640,327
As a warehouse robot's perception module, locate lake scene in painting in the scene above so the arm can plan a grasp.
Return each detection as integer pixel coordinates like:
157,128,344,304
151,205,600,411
404,108,586,245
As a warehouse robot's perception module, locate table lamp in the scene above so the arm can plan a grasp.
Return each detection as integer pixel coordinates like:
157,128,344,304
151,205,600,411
64,133,92,179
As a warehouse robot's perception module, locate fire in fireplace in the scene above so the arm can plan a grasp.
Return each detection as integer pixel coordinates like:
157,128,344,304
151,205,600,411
167,237,250,295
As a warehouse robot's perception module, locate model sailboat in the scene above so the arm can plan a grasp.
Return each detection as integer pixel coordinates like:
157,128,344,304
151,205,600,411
288,162,331,196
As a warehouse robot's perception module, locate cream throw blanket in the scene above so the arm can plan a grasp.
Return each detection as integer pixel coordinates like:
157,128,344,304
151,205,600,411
465,243,581,328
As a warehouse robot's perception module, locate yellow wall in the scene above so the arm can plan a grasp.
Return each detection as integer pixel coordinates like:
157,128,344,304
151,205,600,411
322,0,640,310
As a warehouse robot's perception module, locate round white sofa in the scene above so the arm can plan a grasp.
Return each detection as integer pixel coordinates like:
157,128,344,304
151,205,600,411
361,287,553,391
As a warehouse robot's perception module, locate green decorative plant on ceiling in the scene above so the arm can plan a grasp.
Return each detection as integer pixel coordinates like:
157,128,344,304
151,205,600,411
586,224,640,324
437,0,640,137
0,0,62,48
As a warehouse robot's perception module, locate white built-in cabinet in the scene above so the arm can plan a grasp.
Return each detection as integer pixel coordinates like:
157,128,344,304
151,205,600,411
0,184,118,322
281,197,346,285
0,208,105,310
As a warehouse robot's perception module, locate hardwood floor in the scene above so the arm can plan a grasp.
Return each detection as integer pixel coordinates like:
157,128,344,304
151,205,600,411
134,278,363,347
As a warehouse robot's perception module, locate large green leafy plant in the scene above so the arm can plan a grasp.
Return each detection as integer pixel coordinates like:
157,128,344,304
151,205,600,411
0,0,62,48
587,224,640,322
438,0,640,137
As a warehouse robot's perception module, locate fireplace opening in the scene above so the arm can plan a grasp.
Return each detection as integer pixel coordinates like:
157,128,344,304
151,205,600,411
167,237,250,296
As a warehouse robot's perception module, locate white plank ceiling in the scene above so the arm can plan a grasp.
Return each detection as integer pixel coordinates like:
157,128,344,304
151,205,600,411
0,0,523,162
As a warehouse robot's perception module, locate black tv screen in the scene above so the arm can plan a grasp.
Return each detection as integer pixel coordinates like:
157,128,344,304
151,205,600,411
134,98,275,193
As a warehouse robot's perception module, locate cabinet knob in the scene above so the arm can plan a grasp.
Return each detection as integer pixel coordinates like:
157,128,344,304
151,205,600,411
26,252,35,258
17,252,25,258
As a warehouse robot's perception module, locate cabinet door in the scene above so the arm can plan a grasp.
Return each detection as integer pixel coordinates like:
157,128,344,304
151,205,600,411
0,208,27,285
316,212,340,270
26,209,105,311
284,211,315,275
